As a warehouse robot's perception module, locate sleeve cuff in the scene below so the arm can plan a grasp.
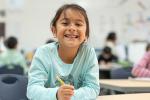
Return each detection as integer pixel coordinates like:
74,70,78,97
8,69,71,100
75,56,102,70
48,87,59,100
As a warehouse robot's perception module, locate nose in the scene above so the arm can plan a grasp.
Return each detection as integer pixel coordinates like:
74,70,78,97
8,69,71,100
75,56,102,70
68,24,76,32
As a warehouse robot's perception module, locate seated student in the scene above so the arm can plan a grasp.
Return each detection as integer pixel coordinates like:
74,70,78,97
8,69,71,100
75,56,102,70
27,4,99,100
105,31,118,56
98,46,118,67
0,36,28,74
132,43,150,77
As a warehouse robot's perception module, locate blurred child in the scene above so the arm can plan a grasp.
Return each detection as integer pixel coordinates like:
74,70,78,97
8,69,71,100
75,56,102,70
0,36,28,74
132,43,150,77
98,46,118,66
27,4,100,100
105,31,117,56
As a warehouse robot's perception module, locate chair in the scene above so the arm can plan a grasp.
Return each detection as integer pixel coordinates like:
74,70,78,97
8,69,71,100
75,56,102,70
0,74,28,100
99,69,111,79
0,64,24,75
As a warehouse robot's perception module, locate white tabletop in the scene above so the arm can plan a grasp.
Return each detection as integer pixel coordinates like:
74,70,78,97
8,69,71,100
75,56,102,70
97,93,150,100
100,79,150,93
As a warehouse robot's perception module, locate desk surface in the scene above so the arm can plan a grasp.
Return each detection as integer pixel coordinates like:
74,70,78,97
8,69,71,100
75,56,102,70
97,93,150,100
99,63,121,70
100,79,150,93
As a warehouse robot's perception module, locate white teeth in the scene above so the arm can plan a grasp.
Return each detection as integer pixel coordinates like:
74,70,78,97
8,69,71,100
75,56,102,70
64,34,79,38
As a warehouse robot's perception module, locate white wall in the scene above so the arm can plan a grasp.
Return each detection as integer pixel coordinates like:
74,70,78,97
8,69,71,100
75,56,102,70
0,0,5,22
1,0,150,51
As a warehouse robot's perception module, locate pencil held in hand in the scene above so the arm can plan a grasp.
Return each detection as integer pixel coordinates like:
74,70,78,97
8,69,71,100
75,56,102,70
56,76,65,85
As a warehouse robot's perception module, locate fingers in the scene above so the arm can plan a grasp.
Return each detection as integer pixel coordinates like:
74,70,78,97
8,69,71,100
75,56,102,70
62,89,74,96
57,84,74,100
61,84,74,90
60,85,74,96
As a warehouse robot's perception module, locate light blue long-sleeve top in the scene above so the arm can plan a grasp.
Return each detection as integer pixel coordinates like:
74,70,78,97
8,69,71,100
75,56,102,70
27,42,100,100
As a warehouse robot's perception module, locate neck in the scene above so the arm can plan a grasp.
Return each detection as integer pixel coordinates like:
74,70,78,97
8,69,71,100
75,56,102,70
58,46,79,64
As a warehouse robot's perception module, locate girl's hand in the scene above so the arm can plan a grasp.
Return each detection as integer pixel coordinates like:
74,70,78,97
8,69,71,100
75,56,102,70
57,84,74,100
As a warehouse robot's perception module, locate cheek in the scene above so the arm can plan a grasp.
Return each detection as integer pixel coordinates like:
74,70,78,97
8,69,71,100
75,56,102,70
54,26,63,35
80,28,87,37
82,26,87,34
80,33,86,40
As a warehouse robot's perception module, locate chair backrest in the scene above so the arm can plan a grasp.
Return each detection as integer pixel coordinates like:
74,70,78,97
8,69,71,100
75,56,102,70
0,64,24,75
0,74,28,100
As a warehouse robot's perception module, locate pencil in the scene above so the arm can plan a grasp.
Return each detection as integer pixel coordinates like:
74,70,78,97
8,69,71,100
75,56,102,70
56,76,65,85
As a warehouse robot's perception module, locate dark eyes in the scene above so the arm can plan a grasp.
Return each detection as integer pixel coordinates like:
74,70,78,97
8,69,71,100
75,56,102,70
62,22,68,26
75,23,82,26
61,22,83,27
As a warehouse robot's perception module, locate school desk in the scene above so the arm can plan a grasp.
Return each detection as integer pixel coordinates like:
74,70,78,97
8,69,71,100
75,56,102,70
97,93,150,100
100,79,150,93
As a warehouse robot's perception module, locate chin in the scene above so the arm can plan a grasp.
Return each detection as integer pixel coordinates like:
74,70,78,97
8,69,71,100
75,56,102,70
65,43,80,48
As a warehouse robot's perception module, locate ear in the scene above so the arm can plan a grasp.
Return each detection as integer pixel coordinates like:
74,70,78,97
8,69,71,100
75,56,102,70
51,26,57,38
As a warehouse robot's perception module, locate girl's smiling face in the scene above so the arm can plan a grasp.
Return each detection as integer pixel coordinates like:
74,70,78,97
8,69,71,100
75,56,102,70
52,9,87,48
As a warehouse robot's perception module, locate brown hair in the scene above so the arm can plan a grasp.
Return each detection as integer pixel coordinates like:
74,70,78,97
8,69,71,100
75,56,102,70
50,4,89,38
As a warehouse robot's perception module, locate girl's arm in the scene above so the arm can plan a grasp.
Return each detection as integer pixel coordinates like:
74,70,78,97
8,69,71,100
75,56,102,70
27,48,58,100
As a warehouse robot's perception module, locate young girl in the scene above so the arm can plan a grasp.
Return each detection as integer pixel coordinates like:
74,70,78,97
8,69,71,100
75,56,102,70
27,4,100,100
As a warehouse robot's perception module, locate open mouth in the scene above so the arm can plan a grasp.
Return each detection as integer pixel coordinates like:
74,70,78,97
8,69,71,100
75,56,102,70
64,34,79,38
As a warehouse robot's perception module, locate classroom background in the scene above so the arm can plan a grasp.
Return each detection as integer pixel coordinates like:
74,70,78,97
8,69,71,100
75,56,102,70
1,0,150,52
